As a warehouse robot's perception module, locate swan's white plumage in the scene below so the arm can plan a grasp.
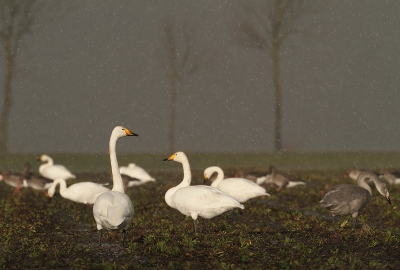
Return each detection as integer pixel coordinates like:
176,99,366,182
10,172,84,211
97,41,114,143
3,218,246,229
39,155,76,180
164,152,244,232
119,163,155,187
203,166,270,203
93,126,137,245
94,191,134,229
48,178,110,204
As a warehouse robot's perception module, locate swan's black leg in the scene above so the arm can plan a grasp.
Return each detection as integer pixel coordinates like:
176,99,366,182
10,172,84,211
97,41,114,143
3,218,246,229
122,229,127,247
98,229,103,246
203,218,208,233
193,219,197,233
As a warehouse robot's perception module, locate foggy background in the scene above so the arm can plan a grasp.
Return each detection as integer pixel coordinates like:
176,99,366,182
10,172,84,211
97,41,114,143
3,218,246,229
1,0,399,154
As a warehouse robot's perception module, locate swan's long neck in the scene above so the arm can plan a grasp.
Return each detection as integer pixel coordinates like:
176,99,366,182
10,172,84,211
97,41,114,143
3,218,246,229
46,157,54,166
371,177,386,195
109,132,125,193
22,164,30,176
210,166,224,187
56,179,67,196
357,176,372,195
270,167,276,178
177,157,192,188
50,179,67,197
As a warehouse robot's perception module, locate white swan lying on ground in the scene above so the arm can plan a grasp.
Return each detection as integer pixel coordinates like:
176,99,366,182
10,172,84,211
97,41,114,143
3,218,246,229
119,163,155,187
48,178,110,204
93,126,137,246
163,152,244,233
39,154,76,180
203,166,269,203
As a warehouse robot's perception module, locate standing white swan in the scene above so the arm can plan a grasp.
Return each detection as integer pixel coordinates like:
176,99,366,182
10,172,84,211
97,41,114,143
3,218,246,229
320,171,391,228
38,155,76,180
203,166,270,203
163,152,244,233
93,126,137,246
119,163,156,187
48,178,110,204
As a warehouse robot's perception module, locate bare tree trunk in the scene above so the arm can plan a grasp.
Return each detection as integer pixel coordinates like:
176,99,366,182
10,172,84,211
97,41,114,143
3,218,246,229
0,44,15,153
272,44,282,152
169,73,178,153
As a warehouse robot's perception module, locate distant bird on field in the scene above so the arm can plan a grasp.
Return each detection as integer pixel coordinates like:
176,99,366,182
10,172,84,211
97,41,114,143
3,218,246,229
22,162,53,195
0,170,25,194
320,171,391,228
343,168,362,180
378,170,400,185
119,163,156,187
38,154,76,180
258,166,306,191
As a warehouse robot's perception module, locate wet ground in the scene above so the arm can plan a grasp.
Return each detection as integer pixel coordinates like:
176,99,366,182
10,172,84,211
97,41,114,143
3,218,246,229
0,169,399,269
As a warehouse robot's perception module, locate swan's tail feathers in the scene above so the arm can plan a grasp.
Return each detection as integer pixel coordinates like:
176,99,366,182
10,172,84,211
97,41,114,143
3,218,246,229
238,203,245,210
256,176,266,185
67,174,77,180
286,181,306,188
44,183,53,190
107,206,125,227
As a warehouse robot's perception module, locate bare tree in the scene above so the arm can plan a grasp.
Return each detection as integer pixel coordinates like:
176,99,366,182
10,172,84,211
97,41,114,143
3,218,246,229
0,0,53,153
158,18,203,153
235,0,313,152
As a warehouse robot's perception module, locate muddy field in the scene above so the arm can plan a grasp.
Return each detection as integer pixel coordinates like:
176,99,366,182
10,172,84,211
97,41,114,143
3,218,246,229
0,169,399,269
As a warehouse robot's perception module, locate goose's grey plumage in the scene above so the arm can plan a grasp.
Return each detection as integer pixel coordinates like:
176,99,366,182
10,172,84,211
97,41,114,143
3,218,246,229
0,170,25,193
22,162,53,192
320,171,391,228
0,163,30,193
263,166,305,191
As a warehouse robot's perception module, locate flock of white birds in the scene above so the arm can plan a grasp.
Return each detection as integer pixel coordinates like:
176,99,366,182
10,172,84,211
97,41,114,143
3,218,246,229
0,126,396,246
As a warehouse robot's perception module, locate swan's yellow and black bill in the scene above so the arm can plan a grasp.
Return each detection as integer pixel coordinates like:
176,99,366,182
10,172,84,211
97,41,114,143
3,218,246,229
387,195,391,205
124,128,139,137
203,174,209,184
163,154,176,161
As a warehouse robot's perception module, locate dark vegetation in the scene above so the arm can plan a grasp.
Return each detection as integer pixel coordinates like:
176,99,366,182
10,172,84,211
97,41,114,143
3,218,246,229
0,153,399,269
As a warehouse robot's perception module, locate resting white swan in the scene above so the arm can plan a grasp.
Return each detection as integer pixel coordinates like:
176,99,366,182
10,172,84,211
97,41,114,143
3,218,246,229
163,152,244,233
48,178,110,204
203,166,270,203
119,163,156,187
38,154,76,180
93,126,137,246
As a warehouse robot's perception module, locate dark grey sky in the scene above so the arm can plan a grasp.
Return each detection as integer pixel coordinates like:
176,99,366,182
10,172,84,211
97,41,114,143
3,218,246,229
1,0,399,153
